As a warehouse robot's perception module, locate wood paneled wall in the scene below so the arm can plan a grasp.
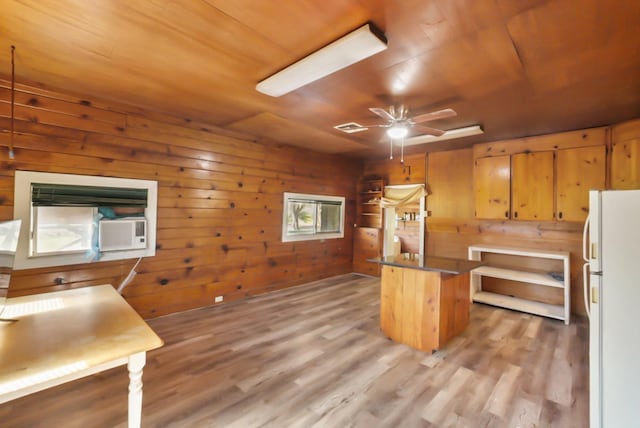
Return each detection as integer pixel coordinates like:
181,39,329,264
363,153,426,185
429,147,589,317
366,120,640,318
369,148,586,316
611,119,640,189
0,79,361,318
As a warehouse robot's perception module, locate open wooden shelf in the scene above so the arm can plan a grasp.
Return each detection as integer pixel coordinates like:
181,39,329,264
472,291,565,320
356,178,384,229
354,178,385,276
468,245,570,324
471,266,564,288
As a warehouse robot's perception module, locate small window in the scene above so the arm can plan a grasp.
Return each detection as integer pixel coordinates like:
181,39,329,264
282,192,345,242
13,171,157,270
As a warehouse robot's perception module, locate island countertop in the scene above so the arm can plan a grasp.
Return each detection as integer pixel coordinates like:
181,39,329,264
369,253,483,275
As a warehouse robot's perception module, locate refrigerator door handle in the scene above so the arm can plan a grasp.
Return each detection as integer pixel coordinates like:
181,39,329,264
582,214,590,262
583,261,591,319
582,213,592,319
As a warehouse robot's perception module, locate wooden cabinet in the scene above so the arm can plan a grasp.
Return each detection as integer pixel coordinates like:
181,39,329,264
357,178,383,228
511,151,554,220
475,151,554,221
557,145,606,221
474,155,510,219
611,139,640,189
475,146,605,222
428,149,474,218
353,227,382,276
473,127,609,222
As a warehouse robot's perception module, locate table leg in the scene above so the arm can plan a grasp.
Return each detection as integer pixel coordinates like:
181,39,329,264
127,352,146,428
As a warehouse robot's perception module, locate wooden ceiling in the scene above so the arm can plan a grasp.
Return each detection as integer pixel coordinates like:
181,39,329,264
2,0,639,158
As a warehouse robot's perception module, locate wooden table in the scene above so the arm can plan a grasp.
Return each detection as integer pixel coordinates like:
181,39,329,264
0,285,163,427
370,254,482,353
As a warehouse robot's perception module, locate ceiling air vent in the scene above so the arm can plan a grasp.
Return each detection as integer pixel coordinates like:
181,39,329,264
334,122,368,134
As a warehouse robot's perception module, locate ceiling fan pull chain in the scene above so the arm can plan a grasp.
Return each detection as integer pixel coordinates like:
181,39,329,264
389,137,393,160
400,136,404,164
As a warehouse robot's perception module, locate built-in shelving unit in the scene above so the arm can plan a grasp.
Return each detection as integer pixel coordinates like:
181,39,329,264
353,178,385,276
357,179,384,228
468,244,570,324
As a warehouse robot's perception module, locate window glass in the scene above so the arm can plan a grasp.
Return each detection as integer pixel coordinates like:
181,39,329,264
282,193,344,242
286,200,316,236
33,206,95,255
318,201,341,233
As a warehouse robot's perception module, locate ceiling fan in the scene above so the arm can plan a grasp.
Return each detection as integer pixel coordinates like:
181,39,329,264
356,105,457,139
352,105,457,162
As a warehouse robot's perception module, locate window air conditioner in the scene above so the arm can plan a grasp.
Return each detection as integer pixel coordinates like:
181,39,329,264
99,218,147,252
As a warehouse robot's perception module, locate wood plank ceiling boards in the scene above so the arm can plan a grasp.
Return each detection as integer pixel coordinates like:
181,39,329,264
1,0,639,158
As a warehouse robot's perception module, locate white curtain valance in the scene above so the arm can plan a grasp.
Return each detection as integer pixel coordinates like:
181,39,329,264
380,184,426,209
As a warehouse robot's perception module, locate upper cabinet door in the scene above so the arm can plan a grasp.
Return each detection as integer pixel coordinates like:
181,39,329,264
512,151,554,221
474,155,511,219
557,146,606,221
611,140,640,189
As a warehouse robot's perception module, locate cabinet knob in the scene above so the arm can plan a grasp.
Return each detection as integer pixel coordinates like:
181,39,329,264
505,211,509,218
558,211,563,219
514,211,518,219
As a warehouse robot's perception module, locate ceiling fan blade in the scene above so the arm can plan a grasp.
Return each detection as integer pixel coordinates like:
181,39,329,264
369,107,395,121
411,108,457,124
414,125,445,136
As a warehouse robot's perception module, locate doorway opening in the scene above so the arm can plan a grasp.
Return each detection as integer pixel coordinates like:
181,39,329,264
381,184,426,257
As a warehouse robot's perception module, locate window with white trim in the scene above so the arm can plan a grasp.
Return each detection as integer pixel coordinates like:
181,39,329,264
13,171,157,269
282,192,345,242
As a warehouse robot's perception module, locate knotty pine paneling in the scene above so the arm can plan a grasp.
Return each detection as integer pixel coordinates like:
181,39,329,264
394,221,420,253
365,143,589,316
427,149,474,218
363,153,426,185
425,145,586,316
473,127,607,158
611,118,640,189
0,80,361,318
611,118,640,143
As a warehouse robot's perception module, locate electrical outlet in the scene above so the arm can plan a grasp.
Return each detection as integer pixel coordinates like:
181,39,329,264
214,296,224,303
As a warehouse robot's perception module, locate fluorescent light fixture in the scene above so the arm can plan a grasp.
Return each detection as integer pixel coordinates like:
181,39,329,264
256,23,387,97
387,125,409,139
404,125,484,146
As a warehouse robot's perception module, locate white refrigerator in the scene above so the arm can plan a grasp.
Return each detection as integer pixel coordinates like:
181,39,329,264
583,189,640,428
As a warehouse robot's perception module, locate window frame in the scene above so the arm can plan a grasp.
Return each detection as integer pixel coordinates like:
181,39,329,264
13,171,157,270
281,192,345,242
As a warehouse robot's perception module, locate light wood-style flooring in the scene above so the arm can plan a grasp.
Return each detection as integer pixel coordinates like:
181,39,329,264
0,274,588,427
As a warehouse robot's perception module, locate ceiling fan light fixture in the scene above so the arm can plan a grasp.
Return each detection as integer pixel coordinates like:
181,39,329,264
387,125,409,139
256,23,387,97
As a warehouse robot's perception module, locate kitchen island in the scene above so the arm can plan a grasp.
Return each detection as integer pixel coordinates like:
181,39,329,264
370,254,482,353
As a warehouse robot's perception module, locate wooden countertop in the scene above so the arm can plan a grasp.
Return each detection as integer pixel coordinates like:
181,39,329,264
369,253,483,275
